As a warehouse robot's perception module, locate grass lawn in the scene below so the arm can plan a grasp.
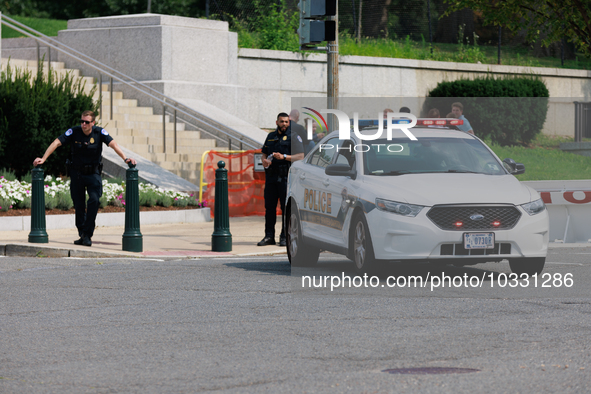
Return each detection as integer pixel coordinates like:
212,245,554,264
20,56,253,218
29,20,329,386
487,135,591,181
1,15,67,38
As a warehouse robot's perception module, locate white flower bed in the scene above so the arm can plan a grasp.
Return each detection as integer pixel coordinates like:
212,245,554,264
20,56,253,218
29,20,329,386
0,175,200,211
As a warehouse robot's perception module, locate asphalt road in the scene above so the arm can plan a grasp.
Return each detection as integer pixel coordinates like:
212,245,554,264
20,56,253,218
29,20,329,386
1,247,590,393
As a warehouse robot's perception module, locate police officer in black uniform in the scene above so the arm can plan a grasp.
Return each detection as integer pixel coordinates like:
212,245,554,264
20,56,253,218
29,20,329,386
33,110,137,247
258,112,304,246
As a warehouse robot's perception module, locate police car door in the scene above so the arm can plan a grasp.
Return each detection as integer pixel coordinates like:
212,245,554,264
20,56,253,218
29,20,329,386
299,138,343,245
326,139,358,248
302,138,352,245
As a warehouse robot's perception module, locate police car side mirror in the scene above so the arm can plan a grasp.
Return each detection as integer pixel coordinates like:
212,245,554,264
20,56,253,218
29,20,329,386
325,163,357,179
503,158,525,175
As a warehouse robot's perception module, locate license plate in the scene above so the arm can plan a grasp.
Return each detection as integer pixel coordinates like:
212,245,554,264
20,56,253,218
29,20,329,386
463,232,494,249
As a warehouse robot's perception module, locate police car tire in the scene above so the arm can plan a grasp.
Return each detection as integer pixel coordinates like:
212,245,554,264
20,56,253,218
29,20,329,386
287,205,319,267
509,257,545,277
351,212,376,274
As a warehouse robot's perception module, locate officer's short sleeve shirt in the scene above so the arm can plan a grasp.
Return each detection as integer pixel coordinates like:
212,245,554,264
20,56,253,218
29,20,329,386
58,125,114,165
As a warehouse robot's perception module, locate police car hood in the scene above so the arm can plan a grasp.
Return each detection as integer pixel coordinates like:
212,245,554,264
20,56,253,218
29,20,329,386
362,173,535,206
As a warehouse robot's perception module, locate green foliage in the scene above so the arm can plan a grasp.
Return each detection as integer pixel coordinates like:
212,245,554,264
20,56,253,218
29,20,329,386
159,194,173,208
173,197,189,207
104,176,125,185
444,0,591,58
44,195,57,209
0,197,11,211
425,76,549,146
0,63,98,178
139,190,158,207
488,143,591,181
0,168,17,181
232,0,300,52
99,195,108,208
55,190,73,210
16,195,31,209
1,15,68,38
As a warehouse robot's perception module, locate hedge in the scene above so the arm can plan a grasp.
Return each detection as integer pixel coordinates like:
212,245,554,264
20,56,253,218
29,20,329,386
423,76,549,146
0,62,99,177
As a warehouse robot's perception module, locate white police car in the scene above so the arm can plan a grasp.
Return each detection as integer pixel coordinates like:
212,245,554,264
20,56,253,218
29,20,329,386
286,119,549,276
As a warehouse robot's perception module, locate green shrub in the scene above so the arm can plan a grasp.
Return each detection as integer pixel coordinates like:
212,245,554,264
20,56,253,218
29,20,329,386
20,173,33,184
159,195,173,208
16,196,32,209
173,197,189,207
45,195,57,210
0,197,11,211
139,190,158,207
424,75,549,146
99,195,108,209
0,63,98,178
0,168,17,181
55,191,73,210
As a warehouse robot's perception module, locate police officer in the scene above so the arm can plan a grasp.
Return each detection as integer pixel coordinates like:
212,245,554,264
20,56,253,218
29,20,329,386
258,112,304,246
33,110,137,247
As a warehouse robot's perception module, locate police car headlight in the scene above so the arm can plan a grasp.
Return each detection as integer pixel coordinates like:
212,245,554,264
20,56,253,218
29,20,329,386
521,198,545,216
375,198,424,217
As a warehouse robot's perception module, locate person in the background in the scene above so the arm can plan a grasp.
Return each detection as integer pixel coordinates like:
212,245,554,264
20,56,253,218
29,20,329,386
427,108,441,118
259,113,304,247
451,102,474,134
306,118,325,144
290,110,316,155
399,106,411,113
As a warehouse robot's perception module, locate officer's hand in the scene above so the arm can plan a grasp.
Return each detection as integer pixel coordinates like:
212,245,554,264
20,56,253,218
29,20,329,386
262,158,272,167
125,157,137,165
272,152,284,160
33,158,44,167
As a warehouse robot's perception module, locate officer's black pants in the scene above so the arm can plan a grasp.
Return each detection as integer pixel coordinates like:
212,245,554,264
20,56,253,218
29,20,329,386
70,170,103,238
264,178,287,239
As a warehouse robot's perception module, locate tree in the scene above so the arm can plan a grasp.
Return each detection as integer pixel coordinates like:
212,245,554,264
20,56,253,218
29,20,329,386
444,0,591,57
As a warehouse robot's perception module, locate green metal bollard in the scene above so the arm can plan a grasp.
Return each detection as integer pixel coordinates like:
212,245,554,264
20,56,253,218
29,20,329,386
212,161,232,252
122,162,143,252
28,167,48,243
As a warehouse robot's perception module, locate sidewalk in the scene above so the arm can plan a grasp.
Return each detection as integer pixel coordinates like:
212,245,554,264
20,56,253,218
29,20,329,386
0,216,287,258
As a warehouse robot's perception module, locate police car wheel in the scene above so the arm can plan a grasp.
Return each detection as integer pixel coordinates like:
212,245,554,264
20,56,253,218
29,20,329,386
351,212,376,274
287,206,319,267
509,257,545,277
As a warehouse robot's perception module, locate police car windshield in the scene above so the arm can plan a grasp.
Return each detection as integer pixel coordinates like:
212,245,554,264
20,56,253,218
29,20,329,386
363,137,506,176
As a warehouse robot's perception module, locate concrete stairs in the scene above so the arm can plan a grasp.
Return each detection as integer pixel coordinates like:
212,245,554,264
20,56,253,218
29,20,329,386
1,58,219,186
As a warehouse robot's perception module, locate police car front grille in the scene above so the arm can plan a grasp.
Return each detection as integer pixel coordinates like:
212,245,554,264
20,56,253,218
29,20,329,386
427,206,521,231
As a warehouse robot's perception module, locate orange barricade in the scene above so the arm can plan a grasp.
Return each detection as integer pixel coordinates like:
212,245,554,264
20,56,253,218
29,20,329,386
201,150,281,217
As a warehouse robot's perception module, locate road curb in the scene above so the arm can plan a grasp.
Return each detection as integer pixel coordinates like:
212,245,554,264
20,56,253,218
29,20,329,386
0,243,140,258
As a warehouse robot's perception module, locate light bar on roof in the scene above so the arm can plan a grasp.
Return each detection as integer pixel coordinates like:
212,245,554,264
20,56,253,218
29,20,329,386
416,118,464,126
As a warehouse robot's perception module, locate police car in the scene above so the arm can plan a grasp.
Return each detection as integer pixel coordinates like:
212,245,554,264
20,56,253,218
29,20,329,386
286,118,549,276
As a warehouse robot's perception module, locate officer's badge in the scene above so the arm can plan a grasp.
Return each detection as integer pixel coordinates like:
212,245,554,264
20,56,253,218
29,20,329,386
101,129,109,135
90,137,95,144
65,129,73,136
283,136,287,140
297,135,302,143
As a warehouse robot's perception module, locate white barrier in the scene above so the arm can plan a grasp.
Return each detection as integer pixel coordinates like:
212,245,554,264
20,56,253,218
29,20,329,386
523,180,591,243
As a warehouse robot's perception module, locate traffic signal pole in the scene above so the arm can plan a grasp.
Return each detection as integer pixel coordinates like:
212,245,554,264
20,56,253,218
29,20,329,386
327,3,338,132
298,0,339,130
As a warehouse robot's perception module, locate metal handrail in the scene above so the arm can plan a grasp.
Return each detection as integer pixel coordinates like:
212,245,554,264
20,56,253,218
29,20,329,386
0,14,259,151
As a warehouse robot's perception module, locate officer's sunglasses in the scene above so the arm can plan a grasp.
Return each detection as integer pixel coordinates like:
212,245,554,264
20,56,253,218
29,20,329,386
80,120,93,125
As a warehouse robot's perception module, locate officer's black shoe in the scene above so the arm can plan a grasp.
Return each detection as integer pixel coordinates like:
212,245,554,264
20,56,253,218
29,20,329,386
279,237,287,247
73,237,84,245
257,237,276,246
82,235,92,247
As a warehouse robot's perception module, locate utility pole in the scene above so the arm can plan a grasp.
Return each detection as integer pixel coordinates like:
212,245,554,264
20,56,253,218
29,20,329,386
327,2,338,131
